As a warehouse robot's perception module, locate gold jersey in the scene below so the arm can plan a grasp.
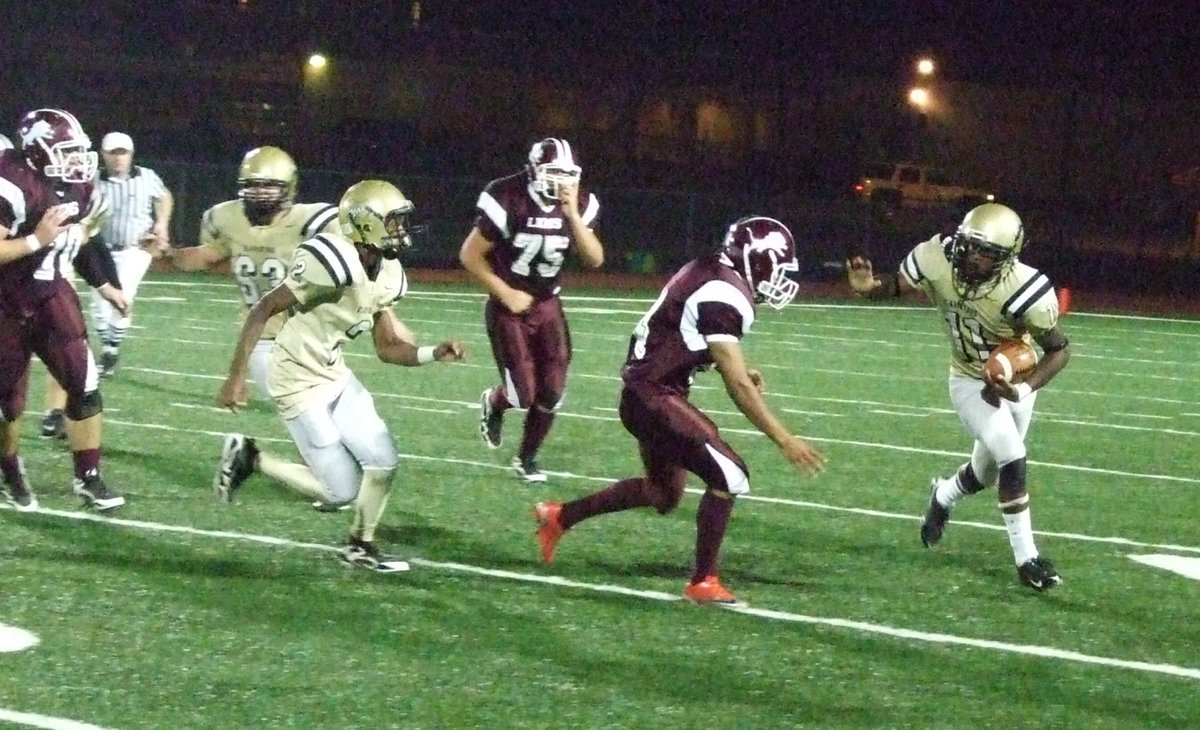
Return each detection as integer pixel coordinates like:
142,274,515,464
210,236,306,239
899,235,1059,379
198,200,339,339
268,232,409,419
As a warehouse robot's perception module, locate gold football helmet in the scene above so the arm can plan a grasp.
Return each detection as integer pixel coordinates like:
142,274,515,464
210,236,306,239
949,203,1024,298
237,146,297,223
338,180,416,258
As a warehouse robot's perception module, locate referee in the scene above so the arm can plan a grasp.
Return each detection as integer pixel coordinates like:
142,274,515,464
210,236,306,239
93,132,174,377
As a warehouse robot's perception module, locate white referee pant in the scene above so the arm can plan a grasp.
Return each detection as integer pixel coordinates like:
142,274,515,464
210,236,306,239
92,245,154,348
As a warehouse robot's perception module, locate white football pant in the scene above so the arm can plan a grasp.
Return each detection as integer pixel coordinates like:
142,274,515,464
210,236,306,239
281,372,399,504
948,372,1036,487
248,339,274,397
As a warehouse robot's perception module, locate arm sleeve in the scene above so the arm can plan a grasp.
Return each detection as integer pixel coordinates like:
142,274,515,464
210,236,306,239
75,235,122,290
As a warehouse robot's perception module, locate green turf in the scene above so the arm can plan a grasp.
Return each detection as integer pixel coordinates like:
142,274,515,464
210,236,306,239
1,273,1198,729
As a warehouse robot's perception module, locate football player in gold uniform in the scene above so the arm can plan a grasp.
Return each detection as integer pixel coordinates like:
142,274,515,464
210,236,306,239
847,203,1071,591
214,180,466,572
167,146,339,395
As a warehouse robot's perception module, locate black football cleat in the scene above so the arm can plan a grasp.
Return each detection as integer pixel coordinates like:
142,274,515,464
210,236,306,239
339,536,409,573
214,433,258,503
99,350,119,379
72,473,125,511
920,478,951,547
2,459,38,512
478,388,503,450
40,409,67,439
1017,556,1063,591
511,456,547,483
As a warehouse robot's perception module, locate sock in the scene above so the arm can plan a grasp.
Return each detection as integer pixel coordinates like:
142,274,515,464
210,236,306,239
933,475,964,509
350,468,394,543
519,407,555,461
560,477,656,529
691,491,734,583
73,448,101,481
935,463,984,508
490,388,511,412
110,315,132,347
1000,496,1038,565
1,455,24,487
257,451,335,503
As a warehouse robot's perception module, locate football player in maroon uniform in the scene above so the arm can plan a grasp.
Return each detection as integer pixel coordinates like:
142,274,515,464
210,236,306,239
532,216,826,605
459,138,605,482
0,109,129,512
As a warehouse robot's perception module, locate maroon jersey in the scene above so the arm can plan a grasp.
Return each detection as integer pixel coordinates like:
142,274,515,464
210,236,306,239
0,151,95,312
474,170,599,301
622,257,757,395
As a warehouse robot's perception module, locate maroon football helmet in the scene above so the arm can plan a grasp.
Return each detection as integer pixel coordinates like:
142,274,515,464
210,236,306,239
16,108,97,183
526,137,581,201
720,216,800,309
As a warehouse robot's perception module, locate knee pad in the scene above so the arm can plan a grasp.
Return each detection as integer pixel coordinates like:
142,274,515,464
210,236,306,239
997,458,1028,500
533,387,563,412
65,389,102,421
957,463,987,494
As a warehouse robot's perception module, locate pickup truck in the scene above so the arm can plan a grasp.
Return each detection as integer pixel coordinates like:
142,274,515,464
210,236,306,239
854,163,994,211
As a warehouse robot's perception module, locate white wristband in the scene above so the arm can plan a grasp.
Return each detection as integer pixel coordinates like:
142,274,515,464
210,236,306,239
417,345,436,365
1015,382,1034,401
24,235,40,252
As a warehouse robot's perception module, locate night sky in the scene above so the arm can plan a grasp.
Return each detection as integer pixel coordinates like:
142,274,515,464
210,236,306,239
8,1,1200,92
445,1,1200,91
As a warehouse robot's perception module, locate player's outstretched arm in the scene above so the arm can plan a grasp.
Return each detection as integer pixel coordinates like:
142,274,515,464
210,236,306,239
846,256,918,299
167,244,226,271
371,309,466,366
710,341,826,476
218,282,296,411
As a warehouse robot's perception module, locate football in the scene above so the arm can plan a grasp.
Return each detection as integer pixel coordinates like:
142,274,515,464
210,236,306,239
984,339,1038,382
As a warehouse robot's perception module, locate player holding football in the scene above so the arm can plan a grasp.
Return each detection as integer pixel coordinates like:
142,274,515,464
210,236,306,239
459,138,605,483
215,180,466,571
166,146,339,397
847,203,1072,591
533,216,826,605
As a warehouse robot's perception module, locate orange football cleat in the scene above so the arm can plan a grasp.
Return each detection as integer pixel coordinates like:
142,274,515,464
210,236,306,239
683,576,740,605
533,501,565,564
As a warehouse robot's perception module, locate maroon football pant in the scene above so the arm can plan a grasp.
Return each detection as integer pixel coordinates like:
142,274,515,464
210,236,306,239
0,284,96,422
618,385,750,503
484,296,571,409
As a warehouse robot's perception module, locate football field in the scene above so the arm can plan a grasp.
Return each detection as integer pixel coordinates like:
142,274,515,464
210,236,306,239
2,273,1198,729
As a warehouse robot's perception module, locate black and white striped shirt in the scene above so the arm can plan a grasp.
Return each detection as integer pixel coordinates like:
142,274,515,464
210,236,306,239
97,166,168,250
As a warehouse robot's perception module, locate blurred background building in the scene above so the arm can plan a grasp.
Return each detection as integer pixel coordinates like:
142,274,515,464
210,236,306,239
3,0,1199,293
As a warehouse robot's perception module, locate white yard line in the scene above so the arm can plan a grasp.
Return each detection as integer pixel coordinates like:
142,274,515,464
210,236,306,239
0,708,118,730
2,504,1198,682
